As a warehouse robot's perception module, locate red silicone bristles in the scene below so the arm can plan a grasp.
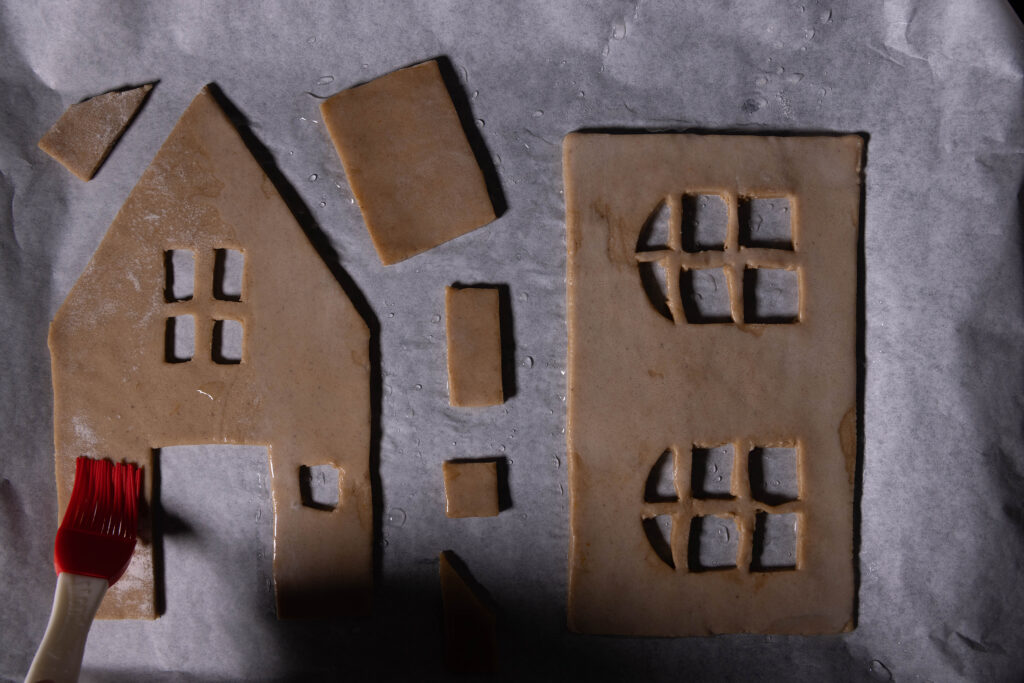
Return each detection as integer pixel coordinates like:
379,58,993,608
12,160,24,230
61,456,141,540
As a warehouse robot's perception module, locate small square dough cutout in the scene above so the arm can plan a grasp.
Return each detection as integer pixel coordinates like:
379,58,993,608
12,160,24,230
443,460,500,518
320,60,496,265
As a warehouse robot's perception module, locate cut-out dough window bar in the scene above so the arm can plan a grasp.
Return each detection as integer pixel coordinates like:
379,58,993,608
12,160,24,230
636,193,801,325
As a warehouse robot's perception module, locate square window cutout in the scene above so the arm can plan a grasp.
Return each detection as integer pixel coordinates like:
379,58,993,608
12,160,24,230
164,249,195,302
691,444,733,499
213,319,244,364
681,193,727,252
214,248,245,301
740,196,793,249
744,268,799,323
637,199,672,252
681,268,732,323
688,515,738,571
299,464,341,511
752,512,798,571
165,315,194,363
749,446,799,504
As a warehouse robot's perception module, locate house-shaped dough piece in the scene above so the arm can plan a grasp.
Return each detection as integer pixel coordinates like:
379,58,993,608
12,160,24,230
320,60,496,265
38,84,152,181
49,87,372,619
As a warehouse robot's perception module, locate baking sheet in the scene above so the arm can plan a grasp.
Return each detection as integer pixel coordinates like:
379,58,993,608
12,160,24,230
2,1,1023,680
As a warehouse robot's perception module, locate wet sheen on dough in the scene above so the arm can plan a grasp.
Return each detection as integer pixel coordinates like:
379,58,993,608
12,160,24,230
564,133,862,636
49,87,372,619
39,84,152,181
445,286,503,407
320,60,496,265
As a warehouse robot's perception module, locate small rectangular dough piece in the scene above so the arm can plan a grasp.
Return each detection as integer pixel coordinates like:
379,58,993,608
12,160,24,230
320,60,496,265
565,132,862,636
445,286,503,407
443,460,500,518
39,84,152,181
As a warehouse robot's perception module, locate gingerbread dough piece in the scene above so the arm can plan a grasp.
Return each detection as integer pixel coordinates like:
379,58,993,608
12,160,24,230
439,551,497,673
39,84,153,181
443,460,500,518
445,286,503,407
49,87,372,619
564,133,862,635
320,60,496,265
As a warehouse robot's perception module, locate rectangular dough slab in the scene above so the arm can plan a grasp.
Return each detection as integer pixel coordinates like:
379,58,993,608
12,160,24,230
320,60,495,265
445,286,503,407
564,133,862,636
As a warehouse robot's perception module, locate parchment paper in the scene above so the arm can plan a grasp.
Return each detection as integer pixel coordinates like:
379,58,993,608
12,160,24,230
2,1,1022,681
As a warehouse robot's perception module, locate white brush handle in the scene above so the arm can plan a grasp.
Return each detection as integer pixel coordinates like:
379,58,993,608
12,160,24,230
26,573,108,683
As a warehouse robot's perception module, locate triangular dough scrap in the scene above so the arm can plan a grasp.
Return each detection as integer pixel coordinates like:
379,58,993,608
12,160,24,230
39,84,153,181
439,551,497,673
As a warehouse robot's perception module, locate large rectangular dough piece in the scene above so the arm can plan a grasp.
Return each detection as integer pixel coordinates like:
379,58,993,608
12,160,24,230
565,133,861,636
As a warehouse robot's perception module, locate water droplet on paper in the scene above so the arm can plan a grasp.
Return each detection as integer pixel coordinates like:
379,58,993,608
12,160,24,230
868,660,892,681
431,314,441,323
308,173,318,181
307,36,316,45
387,508,407,527
742,97,767,113
578,90,585,98
476,119,485,127
413,384,422,390
319,200,326,208
532,110,544,118
522,356,534,368
348,197,355,204
711,463,718,474
611,17,626,40
386,312,394,319
317,75,335,86
820,8,833,23
552,456,561,469
715,475,723,482
472,90,479,99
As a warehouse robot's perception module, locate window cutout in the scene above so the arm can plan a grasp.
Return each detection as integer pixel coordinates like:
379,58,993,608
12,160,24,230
164,249,195,302
751,512,798,571
299,464,341,511
749,446,799,504
744,268,799,323
164,315,194,363
636,199,672,251
644,449,677,502
681,268,731,323
214,248,245,301
212,319,243,364
639,260,672,320
688,515,738,571
681,194,727,252
740,196,793,249
691,444,734,499
642,514,675,568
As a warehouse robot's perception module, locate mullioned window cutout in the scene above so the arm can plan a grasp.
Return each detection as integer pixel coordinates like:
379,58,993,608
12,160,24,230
635,192,801,325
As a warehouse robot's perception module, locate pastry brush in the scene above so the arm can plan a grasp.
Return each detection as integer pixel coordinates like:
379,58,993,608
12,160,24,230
26,456,142,683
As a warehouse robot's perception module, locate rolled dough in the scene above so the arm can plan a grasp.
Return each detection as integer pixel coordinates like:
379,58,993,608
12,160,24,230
443,460,500,518
445,286,503,407
49,87,372,619
564,132,861,635
320,60,496,265
38,84,152,181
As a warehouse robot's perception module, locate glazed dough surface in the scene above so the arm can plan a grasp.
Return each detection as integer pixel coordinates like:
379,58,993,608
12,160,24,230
564,133,861,635
49,88,372,619
443,460,499,518
38,84,152,181
320,60,495,265
445,286,503,407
